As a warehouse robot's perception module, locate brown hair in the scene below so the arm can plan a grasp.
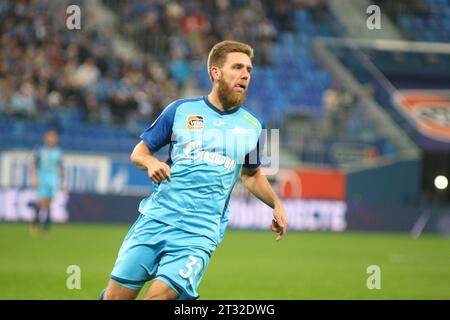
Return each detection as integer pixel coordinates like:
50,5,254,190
207,40,254,80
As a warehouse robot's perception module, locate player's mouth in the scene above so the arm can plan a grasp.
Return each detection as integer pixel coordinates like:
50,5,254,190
234,83,247,91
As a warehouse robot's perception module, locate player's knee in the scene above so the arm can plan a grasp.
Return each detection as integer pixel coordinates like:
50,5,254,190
103,287,132,300
144,291,177,300
103,287,120,300
103,280,139,300
145,281,179,300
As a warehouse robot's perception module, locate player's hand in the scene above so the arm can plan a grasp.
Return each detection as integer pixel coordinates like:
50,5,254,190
146,160,172,184
271,203,288,241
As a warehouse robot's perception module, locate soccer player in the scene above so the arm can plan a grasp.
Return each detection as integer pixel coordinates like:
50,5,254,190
101,40,288,300
29,129,64,237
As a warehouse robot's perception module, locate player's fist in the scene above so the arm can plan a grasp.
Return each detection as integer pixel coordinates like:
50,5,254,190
147,160,172,184
271,204,288,241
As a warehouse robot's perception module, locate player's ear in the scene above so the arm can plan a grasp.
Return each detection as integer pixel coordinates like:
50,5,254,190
211,66,221,81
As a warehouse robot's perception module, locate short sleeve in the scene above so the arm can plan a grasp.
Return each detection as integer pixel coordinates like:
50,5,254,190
243,121,266,169
139,102,178,152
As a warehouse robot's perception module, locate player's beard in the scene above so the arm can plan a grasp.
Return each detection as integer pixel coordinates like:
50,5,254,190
217,78,247,110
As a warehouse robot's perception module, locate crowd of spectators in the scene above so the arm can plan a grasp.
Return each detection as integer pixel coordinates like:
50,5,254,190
0,0,180,136
0,0,332,136
104,0,332,69
372,0,430,23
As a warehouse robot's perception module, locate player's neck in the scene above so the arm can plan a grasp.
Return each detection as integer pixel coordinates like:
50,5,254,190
207,92,225,112
207,92,238,113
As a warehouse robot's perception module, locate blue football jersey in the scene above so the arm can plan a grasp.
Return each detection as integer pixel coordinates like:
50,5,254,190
138,96,264,246
35,146,63,183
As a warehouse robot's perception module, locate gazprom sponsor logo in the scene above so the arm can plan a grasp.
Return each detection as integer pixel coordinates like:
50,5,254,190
197,150,236,170
183,140,236,170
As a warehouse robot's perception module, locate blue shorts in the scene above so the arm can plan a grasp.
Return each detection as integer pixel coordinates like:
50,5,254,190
110,214,215,300
38,180,58,199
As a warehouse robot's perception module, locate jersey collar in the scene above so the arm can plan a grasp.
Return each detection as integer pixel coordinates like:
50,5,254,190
203,96,241,115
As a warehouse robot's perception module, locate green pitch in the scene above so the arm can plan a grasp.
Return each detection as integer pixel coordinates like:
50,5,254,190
0,223,449,299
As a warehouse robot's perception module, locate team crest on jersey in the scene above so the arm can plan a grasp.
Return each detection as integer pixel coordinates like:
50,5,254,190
186,115,204,130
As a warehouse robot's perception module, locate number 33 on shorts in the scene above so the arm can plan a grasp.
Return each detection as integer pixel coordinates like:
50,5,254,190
179,255,203,287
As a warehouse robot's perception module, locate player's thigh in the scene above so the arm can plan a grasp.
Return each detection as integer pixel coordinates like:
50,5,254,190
144,279,179,300
104,279,140,300
110,215,161,284
155,247,211,300
37,183,51,204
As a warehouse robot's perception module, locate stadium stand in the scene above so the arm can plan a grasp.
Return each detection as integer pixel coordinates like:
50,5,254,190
375,0,450,42
2,0,447,166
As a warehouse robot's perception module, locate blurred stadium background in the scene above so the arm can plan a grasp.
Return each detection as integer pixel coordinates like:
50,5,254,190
0,0,449,299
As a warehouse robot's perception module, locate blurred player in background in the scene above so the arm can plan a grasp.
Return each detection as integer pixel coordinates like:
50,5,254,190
101,40,288,300
29,129,64,238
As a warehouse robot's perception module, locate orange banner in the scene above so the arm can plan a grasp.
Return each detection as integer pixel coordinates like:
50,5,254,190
393,90,450,142
273,168,346,200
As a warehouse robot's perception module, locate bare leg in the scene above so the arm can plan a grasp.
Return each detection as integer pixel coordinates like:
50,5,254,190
40,198,51,238
31,198,50,237
103,279,140,300
144,279,179,300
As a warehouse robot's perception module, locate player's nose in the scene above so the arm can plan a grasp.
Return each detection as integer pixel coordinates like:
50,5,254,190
241,71,250,80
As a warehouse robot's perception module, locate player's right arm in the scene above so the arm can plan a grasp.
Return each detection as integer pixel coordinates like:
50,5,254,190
29,150,38,188
134,100,180,184
130,141,171,184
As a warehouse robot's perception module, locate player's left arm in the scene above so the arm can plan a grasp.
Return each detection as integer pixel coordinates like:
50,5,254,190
240,166,288,241
58,151,65,190
59,163,64,189
29,155,38,189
